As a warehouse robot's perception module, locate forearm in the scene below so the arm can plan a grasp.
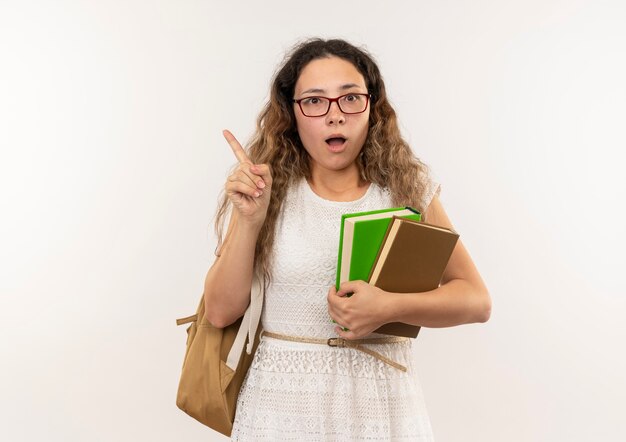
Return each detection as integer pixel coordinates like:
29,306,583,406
203,219,261,328
385,279,491,328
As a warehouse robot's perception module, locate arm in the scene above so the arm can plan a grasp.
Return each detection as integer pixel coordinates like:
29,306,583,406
203,130,272,328
328,195,491,338
203,212,261,328
388,195,491,327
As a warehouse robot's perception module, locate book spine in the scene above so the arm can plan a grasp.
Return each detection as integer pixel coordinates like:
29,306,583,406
367,216,401,284
336,216,347,290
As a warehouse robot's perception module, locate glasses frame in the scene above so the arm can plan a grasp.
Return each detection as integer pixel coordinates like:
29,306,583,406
293,93,371,117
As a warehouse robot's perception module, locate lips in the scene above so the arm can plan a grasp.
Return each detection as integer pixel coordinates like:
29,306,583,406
325,135,347,146
326,137,345,146
323,134,348,153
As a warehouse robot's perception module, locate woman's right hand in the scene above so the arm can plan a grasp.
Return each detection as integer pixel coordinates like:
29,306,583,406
223,129,272,229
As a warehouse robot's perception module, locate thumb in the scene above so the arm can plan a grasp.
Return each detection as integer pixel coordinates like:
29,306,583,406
337,280,364,297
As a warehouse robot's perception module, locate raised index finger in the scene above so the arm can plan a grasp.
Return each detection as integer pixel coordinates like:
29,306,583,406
223,129,251,165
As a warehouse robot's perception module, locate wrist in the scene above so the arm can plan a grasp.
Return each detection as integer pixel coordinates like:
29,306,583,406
380,290,403,325
236,215,264,236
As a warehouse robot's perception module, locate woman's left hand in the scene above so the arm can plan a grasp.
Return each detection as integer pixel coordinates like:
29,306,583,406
327,280,392,339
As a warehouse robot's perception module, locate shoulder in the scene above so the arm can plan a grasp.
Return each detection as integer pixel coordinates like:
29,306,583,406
366,182,394,206
422,194,447,225
416,166,440,214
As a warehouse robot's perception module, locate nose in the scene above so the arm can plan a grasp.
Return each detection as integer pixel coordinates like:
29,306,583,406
325,101,345,125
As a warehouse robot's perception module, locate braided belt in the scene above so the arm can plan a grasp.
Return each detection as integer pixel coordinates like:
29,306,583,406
261,331,409,372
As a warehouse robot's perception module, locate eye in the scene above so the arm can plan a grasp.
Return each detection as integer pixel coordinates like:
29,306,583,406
344,94,361,102
301,97,321,105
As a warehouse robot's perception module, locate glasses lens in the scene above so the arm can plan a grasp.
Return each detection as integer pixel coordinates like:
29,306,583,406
339,94,368,114
300,97,330,117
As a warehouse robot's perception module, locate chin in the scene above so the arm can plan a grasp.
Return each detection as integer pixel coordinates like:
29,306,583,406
320,157,360,172
305,145,362,173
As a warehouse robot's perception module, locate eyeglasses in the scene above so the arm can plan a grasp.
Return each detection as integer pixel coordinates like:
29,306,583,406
293,93,371,117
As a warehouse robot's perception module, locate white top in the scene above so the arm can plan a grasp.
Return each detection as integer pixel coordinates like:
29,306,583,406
231,177,439,441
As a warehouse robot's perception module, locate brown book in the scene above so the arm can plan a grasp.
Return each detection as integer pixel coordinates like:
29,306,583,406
369,216,460,338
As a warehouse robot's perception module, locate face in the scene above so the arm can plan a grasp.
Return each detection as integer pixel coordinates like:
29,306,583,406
293,56,370,175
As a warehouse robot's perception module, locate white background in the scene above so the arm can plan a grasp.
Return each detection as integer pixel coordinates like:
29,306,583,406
1,1,625,441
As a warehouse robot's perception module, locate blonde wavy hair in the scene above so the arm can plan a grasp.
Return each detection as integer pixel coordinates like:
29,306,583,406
215,38,434,283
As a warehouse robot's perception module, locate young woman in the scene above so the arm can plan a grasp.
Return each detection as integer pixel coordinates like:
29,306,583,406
203,38,491,441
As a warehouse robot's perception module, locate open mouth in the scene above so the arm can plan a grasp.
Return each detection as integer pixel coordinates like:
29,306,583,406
325,137,347,147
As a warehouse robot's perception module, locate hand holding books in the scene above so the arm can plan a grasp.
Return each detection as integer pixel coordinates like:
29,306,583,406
332,208,459,338
327,280,393,338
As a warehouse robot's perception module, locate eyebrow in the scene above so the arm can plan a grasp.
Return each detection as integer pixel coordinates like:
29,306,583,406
301,83,364,95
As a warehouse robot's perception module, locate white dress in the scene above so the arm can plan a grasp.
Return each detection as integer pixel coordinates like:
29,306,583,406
231,178,440,441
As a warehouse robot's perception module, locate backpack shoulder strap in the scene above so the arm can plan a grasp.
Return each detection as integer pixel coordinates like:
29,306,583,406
226,275,263,370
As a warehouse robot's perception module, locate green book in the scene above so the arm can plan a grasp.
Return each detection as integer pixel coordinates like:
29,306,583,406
336,207,421,290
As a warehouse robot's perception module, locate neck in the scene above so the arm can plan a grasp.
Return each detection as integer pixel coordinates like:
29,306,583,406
307,164,369,201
